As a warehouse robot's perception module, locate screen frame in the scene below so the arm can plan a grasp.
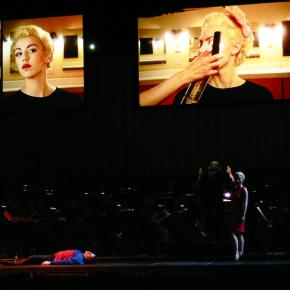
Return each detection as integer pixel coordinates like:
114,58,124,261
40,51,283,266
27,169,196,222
1,11,87,113
136,0,290,109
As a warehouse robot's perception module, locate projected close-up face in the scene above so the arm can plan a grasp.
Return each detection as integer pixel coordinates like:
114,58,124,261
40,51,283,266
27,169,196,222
138,1,290,106
199,27,238,68
1,15,84,111
14,36,51,79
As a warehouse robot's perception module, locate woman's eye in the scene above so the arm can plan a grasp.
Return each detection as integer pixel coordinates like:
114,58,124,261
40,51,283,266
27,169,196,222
15,52,22,57
29,48,37,54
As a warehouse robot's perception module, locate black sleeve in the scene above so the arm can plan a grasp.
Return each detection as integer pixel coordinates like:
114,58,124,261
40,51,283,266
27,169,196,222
173,87,188,105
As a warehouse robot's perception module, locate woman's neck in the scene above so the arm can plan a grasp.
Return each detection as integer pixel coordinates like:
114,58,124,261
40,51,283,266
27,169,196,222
22,77,56,97
209,64,245,89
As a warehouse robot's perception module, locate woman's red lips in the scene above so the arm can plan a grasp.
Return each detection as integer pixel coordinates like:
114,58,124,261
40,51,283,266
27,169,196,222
22,63,31,69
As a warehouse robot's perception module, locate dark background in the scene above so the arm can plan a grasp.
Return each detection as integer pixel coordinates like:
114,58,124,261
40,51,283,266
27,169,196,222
0,3,290,290
0,0,289,194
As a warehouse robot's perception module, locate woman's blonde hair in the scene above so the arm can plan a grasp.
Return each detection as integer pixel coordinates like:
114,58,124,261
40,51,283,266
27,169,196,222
201,12,253,66
12,25,54,67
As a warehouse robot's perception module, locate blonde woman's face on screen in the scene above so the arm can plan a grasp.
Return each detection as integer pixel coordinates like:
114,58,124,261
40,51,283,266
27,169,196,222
14,36,49,78
199,25,235,68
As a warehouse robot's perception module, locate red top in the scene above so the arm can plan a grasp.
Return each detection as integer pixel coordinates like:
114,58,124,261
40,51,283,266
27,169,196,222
230,186,246,233
54,250,75,261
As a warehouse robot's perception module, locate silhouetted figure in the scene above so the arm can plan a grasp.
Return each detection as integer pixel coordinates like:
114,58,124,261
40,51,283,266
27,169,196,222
1,193,54,256
195,161,234,243
130,190,171,256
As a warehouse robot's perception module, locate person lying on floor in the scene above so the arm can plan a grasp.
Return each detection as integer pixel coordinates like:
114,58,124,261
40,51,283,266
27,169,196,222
15,249,96,265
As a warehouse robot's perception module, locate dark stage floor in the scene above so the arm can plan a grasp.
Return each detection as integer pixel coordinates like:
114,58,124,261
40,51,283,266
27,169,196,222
1,254,290,290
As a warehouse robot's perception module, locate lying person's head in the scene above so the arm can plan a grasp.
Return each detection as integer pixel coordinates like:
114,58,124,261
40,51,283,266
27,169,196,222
83,250,96,262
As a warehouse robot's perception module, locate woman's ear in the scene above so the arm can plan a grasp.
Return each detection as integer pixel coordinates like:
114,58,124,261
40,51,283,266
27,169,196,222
231,41,242,55
45,53,52,64
44,53,53,68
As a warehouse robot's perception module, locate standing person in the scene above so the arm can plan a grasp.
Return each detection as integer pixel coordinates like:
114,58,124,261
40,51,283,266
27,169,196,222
230,171,249,261
130,190,171,256
195,161,234,243
140,6,273,106
2,25,83,111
